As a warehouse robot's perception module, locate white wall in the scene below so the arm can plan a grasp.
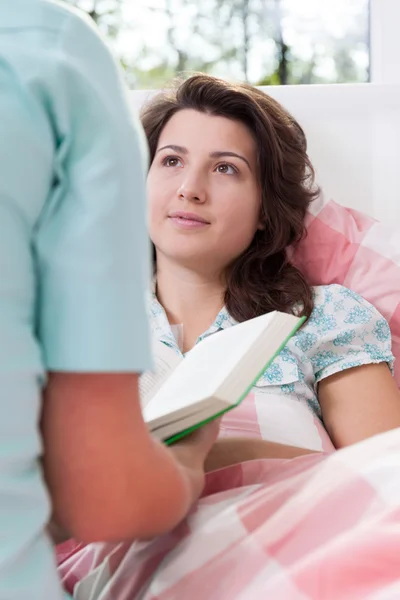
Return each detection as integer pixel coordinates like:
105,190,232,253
129,84,400,224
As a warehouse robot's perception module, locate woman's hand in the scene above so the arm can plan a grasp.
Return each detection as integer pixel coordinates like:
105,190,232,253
169,419,220,502
204,437,317,472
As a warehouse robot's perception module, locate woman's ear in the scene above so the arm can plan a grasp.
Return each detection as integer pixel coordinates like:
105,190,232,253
257,204,266,231
257,219,266,231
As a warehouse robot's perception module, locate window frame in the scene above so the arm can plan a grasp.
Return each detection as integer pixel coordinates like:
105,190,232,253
370,0,400,83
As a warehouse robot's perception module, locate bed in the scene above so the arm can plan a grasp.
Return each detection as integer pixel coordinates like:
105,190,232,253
57,82,400,600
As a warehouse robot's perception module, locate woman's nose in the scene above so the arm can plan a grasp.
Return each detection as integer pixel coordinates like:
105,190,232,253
177,175,206,203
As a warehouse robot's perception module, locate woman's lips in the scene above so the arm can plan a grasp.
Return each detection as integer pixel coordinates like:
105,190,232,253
168,211,210,229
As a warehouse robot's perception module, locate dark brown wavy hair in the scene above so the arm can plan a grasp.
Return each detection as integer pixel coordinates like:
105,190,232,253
141,74,319,321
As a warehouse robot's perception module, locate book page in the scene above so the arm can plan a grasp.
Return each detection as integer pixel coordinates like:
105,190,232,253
144,312,278,422
139,341,182,408
144,312,303,439
144,311,302,427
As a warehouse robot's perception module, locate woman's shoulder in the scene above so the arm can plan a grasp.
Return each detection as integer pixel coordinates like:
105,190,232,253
310,284,382,322
294,284,393,382
302,283,391,347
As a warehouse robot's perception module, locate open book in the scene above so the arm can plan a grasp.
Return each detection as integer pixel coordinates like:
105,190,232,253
140,311,305,444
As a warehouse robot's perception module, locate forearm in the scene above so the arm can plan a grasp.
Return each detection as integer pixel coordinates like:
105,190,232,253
205,437,318,472
41,373,197,543
45,439,195,543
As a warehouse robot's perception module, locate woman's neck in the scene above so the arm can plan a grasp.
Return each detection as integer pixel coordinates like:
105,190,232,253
155,259,226,352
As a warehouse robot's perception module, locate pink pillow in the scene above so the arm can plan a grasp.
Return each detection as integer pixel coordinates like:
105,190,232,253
292,194,400,388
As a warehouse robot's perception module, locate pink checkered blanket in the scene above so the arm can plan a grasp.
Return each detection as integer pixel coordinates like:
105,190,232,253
58,428,400,599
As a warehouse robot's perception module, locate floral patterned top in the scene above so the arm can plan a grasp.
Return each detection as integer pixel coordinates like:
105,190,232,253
149,284,394,449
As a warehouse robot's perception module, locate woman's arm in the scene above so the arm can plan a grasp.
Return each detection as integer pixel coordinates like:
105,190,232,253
319,363,400,448
204,437,317,472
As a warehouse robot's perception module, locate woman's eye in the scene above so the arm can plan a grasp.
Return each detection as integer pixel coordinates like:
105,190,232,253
163,156,182,167
216,163,237,175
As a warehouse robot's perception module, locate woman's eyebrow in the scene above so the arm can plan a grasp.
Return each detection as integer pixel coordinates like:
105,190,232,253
157,144,187,154
209,151,251,170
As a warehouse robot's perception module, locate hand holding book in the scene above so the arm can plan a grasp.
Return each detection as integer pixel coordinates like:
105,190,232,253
169,419,221,500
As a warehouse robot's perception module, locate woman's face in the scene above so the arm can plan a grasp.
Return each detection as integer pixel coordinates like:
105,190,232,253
147,109,262,274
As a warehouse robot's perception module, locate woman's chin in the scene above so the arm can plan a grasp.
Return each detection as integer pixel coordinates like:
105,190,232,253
157,238,208,259
158,247,221,272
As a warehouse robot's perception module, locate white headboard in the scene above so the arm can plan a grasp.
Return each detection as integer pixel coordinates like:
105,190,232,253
129,84,400,224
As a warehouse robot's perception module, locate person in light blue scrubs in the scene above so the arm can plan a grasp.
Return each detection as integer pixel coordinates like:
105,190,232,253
0,2,220,596
0,1,152,598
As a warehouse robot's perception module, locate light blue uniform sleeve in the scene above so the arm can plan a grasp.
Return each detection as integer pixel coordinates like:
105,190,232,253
300,285,394,383
34,9,152,372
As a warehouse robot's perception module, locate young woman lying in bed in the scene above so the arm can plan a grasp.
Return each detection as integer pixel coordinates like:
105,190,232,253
55,76,400,597
141,74,400,470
